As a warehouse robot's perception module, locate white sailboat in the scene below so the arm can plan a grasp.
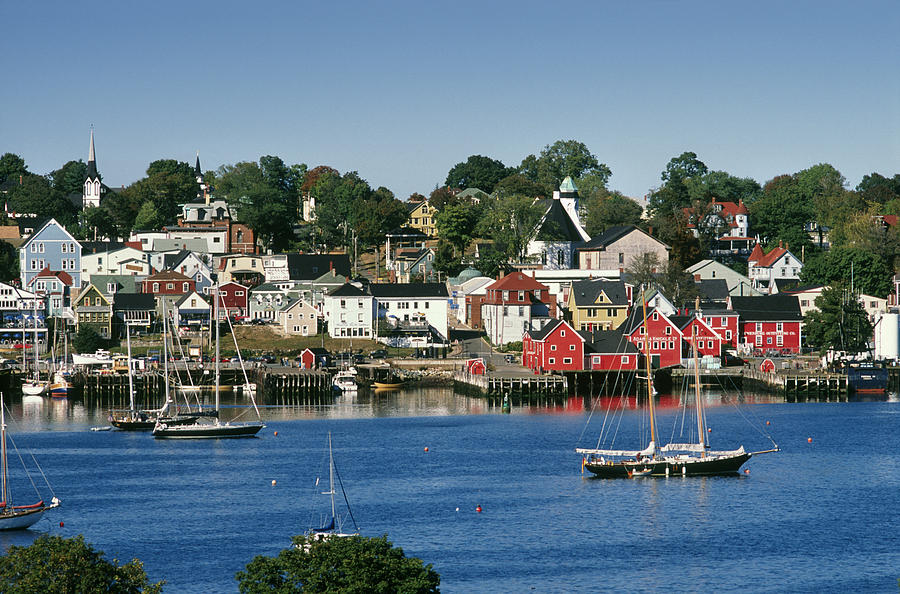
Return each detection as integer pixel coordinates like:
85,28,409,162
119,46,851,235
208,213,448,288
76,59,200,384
303,432,359,545
153,281,264,439
22,308,48,397
0,392,60,529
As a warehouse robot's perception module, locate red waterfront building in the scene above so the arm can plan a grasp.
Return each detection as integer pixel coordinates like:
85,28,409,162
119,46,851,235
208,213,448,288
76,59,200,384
213,281,249,319
730,295,803,354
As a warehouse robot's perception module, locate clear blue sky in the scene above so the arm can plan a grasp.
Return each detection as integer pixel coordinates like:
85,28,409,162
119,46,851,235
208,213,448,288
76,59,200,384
3,1,898,201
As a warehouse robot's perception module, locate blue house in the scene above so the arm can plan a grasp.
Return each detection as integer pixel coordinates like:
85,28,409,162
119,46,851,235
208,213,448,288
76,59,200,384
19,218,82,290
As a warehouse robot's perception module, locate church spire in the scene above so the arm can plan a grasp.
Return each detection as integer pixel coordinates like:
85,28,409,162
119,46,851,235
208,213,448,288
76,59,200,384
195,151,209,204
86,127,98,178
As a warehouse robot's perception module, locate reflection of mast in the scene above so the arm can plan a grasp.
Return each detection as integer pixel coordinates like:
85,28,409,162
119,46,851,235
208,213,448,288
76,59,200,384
641,292,658,454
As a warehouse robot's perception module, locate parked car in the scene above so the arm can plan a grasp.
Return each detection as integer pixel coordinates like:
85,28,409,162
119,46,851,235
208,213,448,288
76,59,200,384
504,354,517,364
370,349,388,359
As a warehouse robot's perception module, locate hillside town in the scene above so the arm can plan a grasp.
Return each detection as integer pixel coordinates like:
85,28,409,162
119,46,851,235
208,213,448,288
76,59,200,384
1,134,899,376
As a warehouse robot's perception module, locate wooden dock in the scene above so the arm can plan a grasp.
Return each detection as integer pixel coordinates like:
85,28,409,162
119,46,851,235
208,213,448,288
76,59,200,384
452,370,567,396
742,368,848,400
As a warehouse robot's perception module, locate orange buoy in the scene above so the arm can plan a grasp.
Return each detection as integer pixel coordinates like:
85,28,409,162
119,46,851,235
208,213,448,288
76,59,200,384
476,505,482,513
744,469,750,474
271,480,277,486
707,428,712,432
274,431,278,436
59,521,64,527
766,421,771,425
424,447,429,452
807,437,812,443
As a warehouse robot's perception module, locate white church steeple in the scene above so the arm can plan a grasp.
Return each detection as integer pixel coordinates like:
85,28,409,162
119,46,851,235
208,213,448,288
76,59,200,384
83,128,103,209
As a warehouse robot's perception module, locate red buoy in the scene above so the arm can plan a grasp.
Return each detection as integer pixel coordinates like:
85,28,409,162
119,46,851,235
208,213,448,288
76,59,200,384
744,469,750,475
808,437,813,443
766,421,771,425
59,521,64,527
424,447,429,452
476,505,482,513
274,431,278,436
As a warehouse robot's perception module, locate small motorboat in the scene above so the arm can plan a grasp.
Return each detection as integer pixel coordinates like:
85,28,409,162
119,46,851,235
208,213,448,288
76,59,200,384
372,380,403,389
332,370,357,392
628,467,652,478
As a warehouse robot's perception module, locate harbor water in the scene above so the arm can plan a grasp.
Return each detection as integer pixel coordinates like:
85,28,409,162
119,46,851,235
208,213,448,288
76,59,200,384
1,387,897,593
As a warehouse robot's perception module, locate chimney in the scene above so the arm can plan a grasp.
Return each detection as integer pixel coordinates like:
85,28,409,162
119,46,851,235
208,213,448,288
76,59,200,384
694,274,701,281
19,175,23,185
778,240,783,248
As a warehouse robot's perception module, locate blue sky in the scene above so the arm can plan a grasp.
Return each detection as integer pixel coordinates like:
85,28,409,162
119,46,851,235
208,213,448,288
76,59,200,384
3,1,898,200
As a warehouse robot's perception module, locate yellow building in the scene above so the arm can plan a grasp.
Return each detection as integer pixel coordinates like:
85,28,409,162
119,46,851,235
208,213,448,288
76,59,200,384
408,200,438,238
566,279,630,332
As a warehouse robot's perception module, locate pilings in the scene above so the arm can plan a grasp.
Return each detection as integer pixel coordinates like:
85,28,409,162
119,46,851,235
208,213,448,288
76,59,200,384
452,370,567,396
742,368,848,401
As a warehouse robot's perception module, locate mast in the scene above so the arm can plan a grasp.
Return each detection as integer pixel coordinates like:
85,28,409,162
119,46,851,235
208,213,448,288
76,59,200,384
693,298,707,455
33,303,39,382
328,432,336,524
214,281,220,418
162,302,170,406
1,392,7,506
126,324,135,412
641,292,658,453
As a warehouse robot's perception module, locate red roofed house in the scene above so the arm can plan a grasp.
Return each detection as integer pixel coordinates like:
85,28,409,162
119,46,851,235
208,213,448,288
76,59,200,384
27,268,74,317
482,272,556,346
683,199,749,239
747,241,802,294
622,307,684,369
522,319,584,372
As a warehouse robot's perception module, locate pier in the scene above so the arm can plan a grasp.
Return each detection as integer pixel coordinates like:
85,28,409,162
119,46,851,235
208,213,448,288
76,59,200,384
452,370,567,396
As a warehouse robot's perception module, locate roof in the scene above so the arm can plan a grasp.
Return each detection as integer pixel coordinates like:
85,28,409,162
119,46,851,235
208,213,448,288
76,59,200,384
730,295,802,321
370,283,448,298
576,225,669,252
34,268,74,286
581,328,639,355
696,279,730,301
527,318,564,341
281,254,351,280
748,243,796,267
559,176,578,194
448,266,483,286
486,271,549,292
80,241,128,255
174,292,208,308
570,279,628,307
535,199,584,242
144,270,192,282
113,293,156,310
329,283,368,297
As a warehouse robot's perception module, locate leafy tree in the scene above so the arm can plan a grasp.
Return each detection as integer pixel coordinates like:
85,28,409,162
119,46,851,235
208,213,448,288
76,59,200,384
353,187,408,248
0,534,163,593
78,206,120,240
299,165,339,195
50,160,88,196
313,171,373,250
803,286,873,354
435,202,480,257
133,200,166,231
475,243,510,278
493,173,546,199
856,172,900,205
583,191,643,236
428,186,457,211
73,326,106,353
518,140,611,196
432,240,465,277
476,194,544,264
684,170,761,204
799,246,893,298
6,174,77,227
646,151,708,218
445,155,513,193
0,153,28,186
235,534,440,594
650,211,702,270
659,260,701,308
747,174,815,250
625,251,662,290
0,241,18,281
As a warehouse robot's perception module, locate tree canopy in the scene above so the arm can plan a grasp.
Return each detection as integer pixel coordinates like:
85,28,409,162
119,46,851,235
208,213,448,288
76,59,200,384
583,191,642,236
236,534,440,593
0,153,28,186
0,534,163,594
803,286,873,354
518,140,611,197
799,246,893,298
444,155,513,193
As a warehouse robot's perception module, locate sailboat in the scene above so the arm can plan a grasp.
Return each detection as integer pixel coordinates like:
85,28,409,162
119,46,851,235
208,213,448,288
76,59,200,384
0,392,60,529
22,308,49,397
577,298,778,478
109,318,198,431
303,432,359,545
153,282,264,439
49,317,71,398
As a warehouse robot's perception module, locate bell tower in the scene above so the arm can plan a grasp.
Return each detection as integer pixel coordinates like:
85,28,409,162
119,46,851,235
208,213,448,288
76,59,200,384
83,128,103,209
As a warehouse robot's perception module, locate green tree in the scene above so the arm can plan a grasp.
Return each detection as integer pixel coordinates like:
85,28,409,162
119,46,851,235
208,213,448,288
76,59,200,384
856,172,900,205
803,286,873,354
625,251,662,290
445,155,513,193
583,191,643,236
50,160,88,196
313,171,373,250
6,174,77,227
659,260,701,307
73,326,106,353
476,194,545,264
435,202,480,257
799,246,893,298
432,239,465,277
133,200,166,231
353,187,409,248
0,241,18,281
493,173,546,199
519,140,611,196
236,534,439,594
0,534,163,594
0,153,28,186
747,174,814,250
646,151,708,218
684,170,761,204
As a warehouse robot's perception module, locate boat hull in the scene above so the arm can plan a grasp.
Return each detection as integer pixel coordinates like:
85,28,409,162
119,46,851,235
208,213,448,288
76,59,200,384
584,452,752,478
152,421,265,439
0,507,46,530
22,382,49,396
109,415,200,431
372,382,403,389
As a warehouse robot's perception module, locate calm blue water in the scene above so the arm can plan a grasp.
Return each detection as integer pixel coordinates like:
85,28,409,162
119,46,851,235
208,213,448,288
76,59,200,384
1,389,898,593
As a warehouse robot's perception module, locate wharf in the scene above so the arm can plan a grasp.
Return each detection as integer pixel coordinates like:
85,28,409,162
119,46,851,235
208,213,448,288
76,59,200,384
742,367,848,400
452,370,567,396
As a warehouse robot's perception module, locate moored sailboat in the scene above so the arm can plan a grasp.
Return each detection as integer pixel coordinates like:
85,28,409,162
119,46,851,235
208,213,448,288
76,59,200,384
301,432,359,546
153,282,264,439
577,297,778,478
21,310,49,397
0,392,60,529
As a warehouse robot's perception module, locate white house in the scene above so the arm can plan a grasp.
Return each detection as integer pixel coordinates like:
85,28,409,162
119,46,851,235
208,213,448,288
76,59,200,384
370,283,449,342
747,242,803,294
323,283,374,339
685,259,762,297
81,246,149,284
279,299,319,336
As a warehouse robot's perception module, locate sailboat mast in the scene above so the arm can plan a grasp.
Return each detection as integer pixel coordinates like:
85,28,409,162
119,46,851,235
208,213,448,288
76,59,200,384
641,294,658,450
1,393,7,506
214,282,220,414
33,304,39,382
328,432,336,522
162,303,170,401
692,322,706,455
126,324,135,412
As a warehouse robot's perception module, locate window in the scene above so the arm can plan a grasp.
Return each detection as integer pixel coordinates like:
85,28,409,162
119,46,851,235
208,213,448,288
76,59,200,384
38,243,44,253
652,341,659,350
183,283,189,292
340,300,346,309
618,252,624,265
776,335,783,347
665,326,671,335
607,308,615,317
502,291,509,301
235,291,244,296
725,330,732,340
153,283,159,292
548,357,555,365
621,356,630,364
167,283,174,290
551,345,557,351
569,344,576,350
755,335,762,346
518,290,524,301
776,322,783,332
756,323,762,332
560,330,566,337
518,306,524,316
563,357,572,364
767,337,772,345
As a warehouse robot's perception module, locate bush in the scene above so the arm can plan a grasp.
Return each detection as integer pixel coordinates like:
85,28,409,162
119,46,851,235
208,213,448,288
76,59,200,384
236,534,439,593
0,534,163,593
